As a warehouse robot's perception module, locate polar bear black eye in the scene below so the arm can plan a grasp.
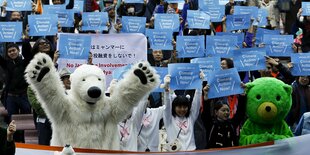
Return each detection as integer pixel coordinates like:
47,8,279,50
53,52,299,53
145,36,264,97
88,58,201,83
82,79,85,81
276,95,281,101
256,94,261,100
98,78,101,81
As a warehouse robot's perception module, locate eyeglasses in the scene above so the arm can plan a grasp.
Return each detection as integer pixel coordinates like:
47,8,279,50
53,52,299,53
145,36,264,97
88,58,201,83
38,42,48,46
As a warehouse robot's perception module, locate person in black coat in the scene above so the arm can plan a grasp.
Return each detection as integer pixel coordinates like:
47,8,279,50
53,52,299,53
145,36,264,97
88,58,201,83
202,84,247,149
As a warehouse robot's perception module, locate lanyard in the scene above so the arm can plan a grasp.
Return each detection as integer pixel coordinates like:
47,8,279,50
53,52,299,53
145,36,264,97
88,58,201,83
119,121,129,141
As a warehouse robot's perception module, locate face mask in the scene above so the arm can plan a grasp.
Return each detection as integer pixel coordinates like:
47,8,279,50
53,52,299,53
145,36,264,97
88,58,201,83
127,7,135,14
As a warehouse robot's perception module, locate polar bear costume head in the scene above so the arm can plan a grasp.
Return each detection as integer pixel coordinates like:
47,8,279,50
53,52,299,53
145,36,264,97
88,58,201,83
69,64,106,105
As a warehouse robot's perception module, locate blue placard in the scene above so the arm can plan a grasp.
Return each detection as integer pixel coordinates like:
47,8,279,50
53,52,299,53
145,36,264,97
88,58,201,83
263,35,294,57
256,28,280,45
82,12,109,31
187,10,210,29
176,35,205,58
233,47,266,71
302,2,310,16
121,16,146,33
28,14,58,36
0,22,22,42
6,0,32,11
206,35,238,57
168,63,201,90
73,0,84,13
112,64,132,80
234,6,258,19
256,9,268,27
44,5,74,27
154,14,180,32
208,68,244,99
216,32,244,48
58,33,91,59
43,4,66,11
124,0,143,3
205,5,225,22
291,53,310,76
153,67,168,92
198,0,219,11
190,57,221,81
226,14,251,31
146,29,173,50
219,0,229,5
165,0,184,3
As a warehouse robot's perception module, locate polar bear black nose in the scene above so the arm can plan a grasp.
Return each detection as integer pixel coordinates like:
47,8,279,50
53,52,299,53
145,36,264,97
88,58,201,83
88,86,101,98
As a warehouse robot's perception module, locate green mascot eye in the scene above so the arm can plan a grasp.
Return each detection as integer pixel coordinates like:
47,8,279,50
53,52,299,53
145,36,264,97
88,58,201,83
276,95,281,101
256,94,261,100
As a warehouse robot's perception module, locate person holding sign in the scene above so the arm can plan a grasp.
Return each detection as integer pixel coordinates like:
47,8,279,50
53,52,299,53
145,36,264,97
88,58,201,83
117,0,147,17
265,56,294,85
202,84,246,149
296,8,310,52
31,37,58,67
118,96,149,151
49,0,74,9
137,99,166,152
0,43,33,142
201,58,247,148
161,72,204,151
259,0,280,29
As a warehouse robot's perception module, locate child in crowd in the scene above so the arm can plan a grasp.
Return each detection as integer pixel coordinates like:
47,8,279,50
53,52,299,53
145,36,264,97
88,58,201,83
202,82,246,148
162,73,204,151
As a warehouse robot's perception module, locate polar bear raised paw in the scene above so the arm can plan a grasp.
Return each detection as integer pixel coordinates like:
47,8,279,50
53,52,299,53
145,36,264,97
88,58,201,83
26,53,54,82
134,62,156,85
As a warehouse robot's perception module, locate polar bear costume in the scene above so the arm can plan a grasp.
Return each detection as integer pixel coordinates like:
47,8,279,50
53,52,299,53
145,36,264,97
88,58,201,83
25,53,159,150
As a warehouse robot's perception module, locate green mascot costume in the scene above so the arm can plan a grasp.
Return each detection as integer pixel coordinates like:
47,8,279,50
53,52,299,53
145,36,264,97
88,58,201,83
239,77,293,145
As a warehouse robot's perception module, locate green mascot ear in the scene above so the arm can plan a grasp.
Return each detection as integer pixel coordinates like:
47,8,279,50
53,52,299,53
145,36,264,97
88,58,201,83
245,83,255,94
283,84,292,96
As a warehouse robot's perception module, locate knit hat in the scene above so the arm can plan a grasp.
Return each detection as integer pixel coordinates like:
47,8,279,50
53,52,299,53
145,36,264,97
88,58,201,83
59,67,71,79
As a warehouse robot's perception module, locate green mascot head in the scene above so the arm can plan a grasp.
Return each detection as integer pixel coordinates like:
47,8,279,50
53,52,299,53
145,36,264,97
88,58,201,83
245,77,292,125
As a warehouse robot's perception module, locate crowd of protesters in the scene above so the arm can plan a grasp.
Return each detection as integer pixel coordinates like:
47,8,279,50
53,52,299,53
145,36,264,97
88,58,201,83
0,0,310,153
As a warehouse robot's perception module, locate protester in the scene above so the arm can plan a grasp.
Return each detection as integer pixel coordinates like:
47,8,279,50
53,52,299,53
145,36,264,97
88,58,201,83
162,73,204,151
0,0,309,152
202,84,246,148
137,97,165,152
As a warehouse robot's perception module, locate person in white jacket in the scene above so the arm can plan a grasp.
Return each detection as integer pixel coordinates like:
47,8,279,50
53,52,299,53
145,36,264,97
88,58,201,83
137,102,165,152
161,73,205,151
108,79,149,151
118,96,149,151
